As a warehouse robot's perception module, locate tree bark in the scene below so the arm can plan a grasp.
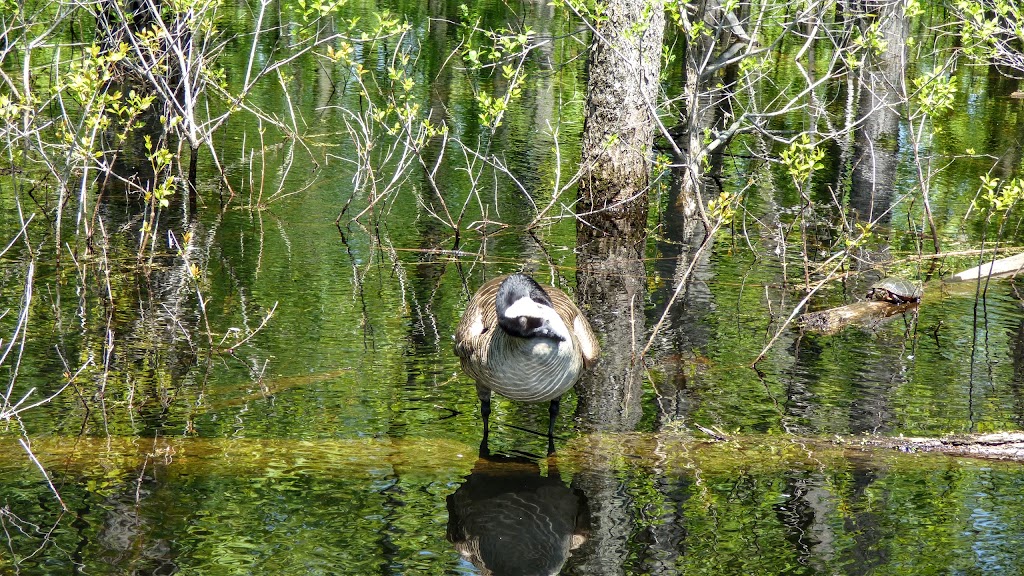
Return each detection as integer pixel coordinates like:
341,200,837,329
575,0,663,430
848,0,907,227
577,0,664,237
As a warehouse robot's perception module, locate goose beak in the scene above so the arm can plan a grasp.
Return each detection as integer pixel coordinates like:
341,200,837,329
535,323,566,342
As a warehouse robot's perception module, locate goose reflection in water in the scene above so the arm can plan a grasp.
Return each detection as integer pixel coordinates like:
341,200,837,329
446,453,589,575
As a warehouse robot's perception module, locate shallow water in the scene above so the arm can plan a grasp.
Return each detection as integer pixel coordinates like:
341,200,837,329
3,0,1024,574
3,435,1024,574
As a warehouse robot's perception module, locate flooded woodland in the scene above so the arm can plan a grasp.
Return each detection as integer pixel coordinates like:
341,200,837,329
2,0,1024,573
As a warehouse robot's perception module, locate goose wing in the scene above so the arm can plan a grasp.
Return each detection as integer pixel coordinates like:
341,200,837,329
454,275,506,362
455,275,600,368
545,286,600,368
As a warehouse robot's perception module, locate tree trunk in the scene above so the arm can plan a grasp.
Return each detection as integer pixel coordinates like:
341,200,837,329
577,0,664,237
849,0,906,227
575,0,663,433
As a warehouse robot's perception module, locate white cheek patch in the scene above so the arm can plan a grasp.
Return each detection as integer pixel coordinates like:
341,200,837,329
503,296,548,320
504,296,571,341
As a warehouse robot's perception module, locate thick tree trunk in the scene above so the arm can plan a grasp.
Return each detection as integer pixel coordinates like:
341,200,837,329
849,0,906,227
572,9,663,567
575,0,663,431
577,0,664,236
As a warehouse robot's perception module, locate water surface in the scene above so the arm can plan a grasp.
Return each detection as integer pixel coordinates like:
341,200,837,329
2,0,1024,574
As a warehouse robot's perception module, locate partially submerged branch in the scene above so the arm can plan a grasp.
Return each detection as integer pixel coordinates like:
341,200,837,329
800,300,917,334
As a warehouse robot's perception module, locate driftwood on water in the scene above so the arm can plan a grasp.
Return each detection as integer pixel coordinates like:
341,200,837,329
950,252,1024,281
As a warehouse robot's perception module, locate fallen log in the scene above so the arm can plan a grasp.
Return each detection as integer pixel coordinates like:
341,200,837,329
950,252,1024,281
800,250,1024,334
799,300,917,334
842,432,1024,461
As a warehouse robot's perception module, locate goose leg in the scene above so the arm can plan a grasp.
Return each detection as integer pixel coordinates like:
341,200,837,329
476,384,492,454
547,398,560,454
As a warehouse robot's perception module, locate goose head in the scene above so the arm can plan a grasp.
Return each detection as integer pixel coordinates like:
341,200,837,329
495,274,571,342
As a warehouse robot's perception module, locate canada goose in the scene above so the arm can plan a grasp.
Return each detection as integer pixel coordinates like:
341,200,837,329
454,274,600,450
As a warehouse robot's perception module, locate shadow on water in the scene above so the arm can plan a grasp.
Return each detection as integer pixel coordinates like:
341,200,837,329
446,451,589,576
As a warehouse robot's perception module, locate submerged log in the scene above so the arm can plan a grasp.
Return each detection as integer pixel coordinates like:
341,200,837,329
799,300,917,334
